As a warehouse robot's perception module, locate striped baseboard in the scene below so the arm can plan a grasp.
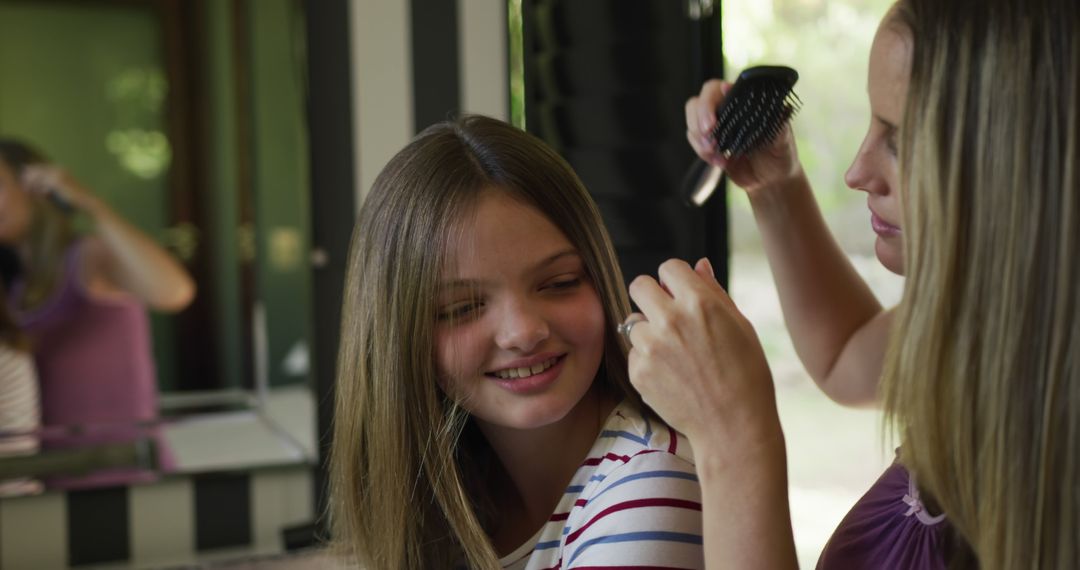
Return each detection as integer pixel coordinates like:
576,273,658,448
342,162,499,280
0,466,314,569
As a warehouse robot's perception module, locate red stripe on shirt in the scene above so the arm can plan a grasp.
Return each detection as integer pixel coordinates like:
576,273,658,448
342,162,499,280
565,498,703,545
581,452,632,466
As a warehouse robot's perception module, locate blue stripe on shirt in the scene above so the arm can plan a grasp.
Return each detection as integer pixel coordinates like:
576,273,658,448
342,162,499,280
599,429,650,445
568,531,703,565
590,470,699,502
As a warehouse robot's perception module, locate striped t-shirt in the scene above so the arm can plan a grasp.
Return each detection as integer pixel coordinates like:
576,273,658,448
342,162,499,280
499,402,703,569
0,346,39,455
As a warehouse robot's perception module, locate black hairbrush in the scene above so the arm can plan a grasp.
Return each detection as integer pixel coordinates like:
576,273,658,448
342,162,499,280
681,65,801,206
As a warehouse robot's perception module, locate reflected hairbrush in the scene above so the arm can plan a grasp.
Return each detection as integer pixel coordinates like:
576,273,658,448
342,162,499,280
681,65,801,206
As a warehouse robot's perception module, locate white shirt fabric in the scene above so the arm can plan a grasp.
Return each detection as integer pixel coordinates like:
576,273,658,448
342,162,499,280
499,402,704,569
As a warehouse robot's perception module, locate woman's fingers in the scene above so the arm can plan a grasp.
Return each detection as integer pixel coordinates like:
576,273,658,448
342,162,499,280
619,312,649,349
627,274,674,322
697,79,727,133
686,79,731,164
655,258,736,312
685,97,716,161
20,165,91,210
20,165,53,191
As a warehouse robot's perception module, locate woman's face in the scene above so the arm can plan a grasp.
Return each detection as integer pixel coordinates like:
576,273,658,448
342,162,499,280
845,17,912,275
0,158,34,244
433,190,606,432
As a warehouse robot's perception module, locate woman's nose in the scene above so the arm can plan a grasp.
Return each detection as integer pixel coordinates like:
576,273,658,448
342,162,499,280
845,136,887,196
845,140,872,192
494,301,549,353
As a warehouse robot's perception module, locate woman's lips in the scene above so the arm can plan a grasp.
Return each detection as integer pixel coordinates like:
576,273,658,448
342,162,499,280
870,211,901,237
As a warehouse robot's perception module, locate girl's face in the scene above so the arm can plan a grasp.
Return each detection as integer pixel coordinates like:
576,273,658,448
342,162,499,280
0,159,33,244
845,18,912,275
434,190,606,431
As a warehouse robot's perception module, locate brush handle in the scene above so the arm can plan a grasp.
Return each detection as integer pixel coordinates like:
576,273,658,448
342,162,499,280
681,158,726,207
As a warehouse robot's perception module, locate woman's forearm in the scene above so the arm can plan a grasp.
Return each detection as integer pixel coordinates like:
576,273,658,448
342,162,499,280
748,171,886,405
693,429,798,570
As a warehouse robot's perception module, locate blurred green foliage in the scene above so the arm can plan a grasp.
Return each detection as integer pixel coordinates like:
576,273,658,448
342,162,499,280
723,0,894,214
506,0,893,216
508,0,525,129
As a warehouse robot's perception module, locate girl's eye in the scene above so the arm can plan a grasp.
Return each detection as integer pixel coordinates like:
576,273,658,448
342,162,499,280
544,277,582,291
437,301,483,322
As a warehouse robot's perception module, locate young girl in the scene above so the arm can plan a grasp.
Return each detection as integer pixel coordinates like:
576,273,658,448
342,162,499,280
330,115,704,569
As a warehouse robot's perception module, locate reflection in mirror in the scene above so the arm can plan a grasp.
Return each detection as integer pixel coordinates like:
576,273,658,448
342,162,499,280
0,0,316,495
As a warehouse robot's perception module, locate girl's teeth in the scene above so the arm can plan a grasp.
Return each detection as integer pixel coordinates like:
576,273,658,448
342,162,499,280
496,358,556,379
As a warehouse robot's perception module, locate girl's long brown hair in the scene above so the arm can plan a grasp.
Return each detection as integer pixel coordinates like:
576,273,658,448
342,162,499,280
329,115,639,568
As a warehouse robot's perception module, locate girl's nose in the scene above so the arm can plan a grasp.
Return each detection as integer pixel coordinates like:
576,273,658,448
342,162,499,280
494,301,549,353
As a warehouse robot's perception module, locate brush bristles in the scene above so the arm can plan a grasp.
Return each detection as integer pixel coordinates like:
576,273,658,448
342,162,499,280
711,79,802,158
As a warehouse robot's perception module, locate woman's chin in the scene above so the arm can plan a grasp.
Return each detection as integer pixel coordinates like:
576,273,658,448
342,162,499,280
875,237,905,276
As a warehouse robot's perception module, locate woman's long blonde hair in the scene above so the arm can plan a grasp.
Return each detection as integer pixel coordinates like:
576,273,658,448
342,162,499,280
882,0,1080,567
330,115,639,568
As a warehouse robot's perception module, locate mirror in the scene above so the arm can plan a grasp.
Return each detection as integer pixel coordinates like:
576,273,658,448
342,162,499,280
0,0,316,494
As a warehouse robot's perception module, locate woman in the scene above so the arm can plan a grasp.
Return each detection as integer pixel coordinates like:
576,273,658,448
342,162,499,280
0,139,194,488
686,1,947,566
686,2,908,408
330,115,703,568
629,0,1079,567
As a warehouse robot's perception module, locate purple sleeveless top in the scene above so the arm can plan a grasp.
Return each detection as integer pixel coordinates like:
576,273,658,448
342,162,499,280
817,459,949,569
12,240,174,488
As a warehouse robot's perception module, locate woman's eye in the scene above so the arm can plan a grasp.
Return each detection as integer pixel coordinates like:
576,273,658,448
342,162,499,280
437,301,482,322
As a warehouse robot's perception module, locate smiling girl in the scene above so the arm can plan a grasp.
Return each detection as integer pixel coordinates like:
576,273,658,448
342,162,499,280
330,115,704,569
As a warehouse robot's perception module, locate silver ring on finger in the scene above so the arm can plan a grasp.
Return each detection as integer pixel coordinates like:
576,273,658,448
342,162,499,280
617,317,646,347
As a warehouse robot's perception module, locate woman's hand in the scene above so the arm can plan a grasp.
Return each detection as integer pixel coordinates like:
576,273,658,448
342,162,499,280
20,164,98,211
686,79,803,198
626,258,798,569
625,257,781,453
21,163,195,312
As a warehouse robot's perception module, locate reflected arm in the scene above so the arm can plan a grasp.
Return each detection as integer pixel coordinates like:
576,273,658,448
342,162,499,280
82,195,196,313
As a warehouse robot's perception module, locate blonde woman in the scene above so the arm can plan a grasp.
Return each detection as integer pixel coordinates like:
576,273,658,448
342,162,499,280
331,115,704,569
627,0,1080,568
0,139,194,488
680,0,945,566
